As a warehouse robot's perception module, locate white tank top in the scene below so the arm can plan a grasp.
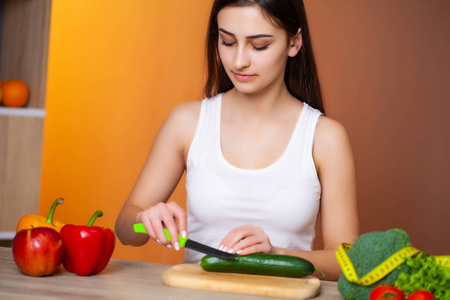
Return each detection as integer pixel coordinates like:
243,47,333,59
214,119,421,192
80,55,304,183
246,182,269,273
184,94,322,263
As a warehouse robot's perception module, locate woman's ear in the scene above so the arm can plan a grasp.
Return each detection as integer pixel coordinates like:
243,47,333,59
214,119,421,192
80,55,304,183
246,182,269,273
288,28,303,57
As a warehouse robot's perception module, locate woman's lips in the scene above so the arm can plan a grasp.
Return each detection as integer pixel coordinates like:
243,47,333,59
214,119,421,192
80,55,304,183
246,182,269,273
233,72,255,82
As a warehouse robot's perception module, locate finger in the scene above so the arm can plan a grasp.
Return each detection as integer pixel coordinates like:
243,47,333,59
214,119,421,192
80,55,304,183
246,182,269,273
219,227,250,252
148,204,174,248
140,213,158,242
225,226,271,254
160,207,181,250
168,202,187,239
237,234,273,254
235,243,268,256
149,216,172,249
228,234,261,254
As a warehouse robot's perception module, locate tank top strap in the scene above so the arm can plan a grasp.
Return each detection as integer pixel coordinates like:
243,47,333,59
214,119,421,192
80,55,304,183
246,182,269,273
186,94,222,169
290,103,323,156
305,104,323,152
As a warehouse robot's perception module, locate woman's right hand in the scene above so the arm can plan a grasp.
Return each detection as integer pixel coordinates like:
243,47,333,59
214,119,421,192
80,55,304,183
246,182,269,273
136,201,187,251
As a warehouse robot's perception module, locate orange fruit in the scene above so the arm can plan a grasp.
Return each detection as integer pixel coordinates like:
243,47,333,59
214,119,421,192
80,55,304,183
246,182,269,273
3,79,30,108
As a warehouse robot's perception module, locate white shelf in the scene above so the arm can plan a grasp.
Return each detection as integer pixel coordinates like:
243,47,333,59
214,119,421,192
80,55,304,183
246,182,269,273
0,231,15,240
0,107,46,118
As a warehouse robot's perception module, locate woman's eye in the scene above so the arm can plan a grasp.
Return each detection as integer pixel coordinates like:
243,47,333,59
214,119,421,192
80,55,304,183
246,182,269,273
221,40,235,47
253,44,269,51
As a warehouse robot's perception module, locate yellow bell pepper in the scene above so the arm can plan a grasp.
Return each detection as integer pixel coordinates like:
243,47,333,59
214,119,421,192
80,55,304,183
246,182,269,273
16,197,65,232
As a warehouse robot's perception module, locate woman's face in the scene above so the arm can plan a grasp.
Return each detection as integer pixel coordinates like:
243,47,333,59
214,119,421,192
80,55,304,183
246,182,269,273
217,5,300,95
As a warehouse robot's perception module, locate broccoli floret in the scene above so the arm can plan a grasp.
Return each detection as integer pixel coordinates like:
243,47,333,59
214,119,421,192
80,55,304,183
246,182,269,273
338,228,412,300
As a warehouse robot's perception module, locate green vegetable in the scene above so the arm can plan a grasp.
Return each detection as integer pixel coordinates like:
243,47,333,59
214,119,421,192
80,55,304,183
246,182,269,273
200,253,317,278
337,228,412,300
395,252,450,300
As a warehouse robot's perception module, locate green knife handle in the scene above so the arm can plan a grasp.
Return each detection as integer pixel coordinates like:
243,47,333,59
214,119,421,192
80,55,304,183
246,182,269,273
133,223,188,247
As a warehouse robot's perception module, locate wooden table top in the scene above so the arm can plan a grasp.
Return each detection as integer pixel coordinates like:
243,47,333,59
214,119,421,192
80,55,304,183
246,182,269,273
0,246,344,299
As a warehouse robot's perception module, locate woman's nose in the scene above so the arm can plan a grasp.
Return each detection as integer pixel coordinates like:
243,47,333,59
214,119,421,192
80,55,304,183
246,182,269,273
234,46,250,70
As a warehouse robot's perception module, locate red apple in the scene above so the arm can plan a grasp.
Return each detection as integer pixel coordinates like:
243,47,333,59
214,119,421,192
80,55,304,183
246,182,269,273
12,227,65,276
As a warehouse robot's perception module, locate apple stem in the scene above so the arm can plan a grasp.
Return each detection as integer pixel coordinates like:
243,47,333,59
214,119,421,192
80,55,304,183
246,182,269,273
46,197,64,224
87,210,103,226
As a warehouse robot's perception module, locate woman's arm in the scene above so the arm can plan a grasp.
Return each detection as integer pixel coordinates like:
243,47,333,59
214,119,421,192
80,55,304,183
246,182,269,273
218,116,359,281
280,116,359,280
115,101,201,249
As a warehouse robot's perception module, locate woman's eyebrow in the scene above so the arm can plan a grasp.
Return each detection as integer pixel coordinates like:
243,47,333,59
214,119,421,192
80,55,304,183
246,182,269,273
219,28,273,39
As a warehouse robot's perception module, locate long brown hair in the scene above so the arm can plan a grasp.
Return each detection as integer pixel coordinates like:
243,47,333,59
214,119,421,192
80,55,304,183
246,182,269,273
203,0,324,113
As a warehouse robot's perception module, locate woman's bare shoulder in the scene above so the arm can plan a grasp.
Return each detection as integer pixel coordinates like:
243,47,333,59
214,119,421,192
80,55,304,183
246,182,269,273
314,116,350,148
160,100,202,152
160,98,199,121
169,99,201,116
165,100,202,131
313,115,354,168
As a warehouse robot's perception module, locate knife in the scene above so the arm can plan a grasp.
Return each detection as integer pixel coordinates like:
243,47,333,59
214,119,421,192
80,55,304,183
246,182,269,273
133,223,238,260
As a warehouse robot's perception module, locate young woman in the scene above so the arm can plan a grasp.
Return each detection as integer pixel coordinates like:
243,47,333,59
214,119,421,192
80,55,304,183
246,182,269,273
115,0,358,281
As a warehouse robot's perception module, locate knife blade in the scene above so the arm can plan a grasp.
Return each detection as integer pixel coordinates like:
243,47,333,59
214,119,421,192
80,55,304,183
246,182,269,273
133,223,238,260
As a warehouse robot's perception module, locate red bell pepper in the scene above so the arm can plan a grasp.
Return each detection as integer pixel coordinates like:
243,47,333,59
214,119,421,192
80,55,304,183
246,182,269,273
60,210,115,276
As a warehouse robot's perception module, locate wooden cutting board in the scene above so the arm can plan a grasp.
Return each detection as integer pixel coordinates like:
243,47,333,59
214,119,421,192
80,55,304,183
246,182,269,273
162,264,321,299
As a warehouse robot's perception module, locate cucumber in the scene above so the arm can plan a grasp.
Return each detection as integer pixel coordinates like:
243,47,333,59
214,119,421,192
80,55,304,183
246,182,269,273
200,253,316,278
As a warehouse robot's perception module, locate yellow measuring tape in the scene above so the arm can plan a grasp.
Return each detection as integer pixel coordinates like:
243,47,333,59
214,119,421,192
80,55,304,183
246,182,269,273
336,243,450,286
436,256,449,267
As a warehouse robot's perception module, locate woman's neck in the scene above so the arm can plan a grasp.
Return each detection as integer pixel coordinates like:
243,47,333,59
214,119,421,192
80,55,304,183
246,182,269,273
223,85,297,121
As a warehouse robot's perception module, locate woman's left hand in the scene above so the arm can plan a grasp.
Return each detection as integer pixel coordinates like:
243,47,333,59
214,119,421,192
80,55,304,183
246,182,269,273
218,224,274,255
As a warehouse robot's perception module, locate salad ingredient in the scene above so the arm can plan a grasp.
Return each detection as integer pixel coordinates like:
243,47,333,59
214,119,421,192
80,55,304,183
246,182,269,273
395,252,449,300
370,285,405,300
16,197,65,232
60,210,115,276
407,290,436,300
201,253,318,278
337,228,412,300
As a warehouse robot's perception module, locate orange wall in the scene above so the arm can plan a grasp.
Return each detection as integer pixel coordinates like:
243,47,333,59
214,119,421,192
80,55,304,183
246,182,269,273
40,1,212,264
41,0,449,267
